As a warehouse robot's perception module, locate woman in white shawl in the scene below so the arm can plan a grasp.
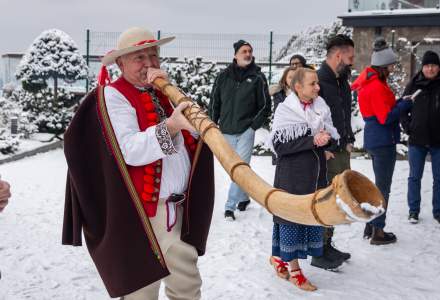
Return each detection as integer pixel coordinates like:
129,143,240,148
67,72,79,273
268,68,339,291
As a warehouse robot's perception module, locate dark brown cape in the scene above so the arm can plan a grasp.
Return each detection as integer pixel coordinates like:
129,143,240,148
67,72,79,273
62,87,215,298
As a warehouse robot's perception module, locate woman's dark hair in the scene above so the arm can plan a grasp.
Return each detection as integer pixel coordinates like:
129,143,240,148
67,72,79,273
289,54,307,66
371,65,390,81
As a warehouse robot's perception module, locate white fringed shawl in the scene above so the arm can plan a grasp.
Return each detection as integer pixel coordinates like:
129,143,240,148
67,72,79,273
268,92,340,154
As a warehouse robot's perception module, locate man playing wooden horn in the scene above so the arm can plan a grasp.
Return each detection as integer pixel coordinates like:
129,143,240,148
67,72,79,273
62,27,215,300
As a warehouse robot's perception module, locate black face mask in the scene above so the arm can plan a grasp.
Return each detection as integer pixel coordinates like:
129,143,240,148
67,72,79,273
337,63,352,78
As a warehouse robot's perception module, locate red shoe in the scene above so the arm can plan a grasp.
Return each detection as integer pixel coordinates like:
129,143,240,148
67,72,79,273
269,256,289,279
289,269,317,291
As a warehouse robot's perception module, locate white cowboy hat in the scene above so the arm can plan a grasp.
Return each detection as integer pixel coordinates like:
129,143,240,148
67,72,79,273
101,27,175,66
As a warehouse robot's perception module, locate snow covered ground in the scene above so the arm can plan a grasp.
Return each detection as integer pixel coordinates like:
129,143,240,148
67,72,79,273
0,149,439,300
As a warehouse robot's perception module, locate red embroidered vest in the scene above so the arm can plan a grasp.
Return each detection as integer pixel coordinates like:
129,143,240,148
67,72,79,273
109,77,197,217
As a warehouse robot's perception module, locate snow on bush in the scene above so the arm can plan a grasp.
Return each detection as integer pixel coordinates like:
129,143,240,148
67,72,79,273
0,89,38,139
275,20,353,66
0,128,20,155
16,29,87,83
9,87,75,135
163,57,222,109
11,29,84,136
16,29,87,101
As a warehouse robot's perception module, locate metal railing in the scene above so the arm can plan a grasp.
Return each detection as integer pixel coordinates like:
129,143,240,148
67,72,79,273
85,30,291,90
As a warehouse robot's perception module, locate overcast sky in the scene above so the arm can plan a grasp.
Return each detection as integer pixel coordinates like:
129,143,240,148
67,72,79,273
0,0,348,55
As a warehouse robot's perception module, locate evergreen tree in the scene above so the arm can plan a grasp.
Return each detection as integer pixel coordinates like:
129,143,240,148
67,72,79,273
16,29,88,102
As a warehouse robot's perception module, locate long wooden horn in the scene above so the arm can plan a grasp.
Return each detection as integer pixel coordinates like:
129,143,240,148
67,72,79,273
153,77,385,226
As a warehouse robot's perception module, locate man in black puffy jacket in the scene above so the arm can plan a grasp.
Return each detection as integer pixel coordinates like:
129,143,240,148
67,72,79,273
209,40,271,221
401,50,440,224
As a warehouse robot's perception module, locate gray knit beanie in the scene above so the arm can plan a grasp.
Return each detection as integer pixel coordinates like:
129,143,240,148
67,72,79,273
371,37,398,67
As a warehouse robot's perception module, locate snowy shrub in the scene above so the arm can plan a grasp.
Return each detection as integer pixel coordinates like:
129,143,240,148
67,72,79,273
252,128,272,155
0,128,20,155
10,87,75,135
2,82,17,98
16,29,88,102
0,94,37,138
0,96,20,128
163,57,223,109
252,143,270,156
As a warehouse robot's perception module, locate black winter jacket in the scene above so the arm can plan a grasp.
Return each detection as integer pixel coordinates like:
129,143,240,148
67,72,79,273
273,135,328,226
208,59,271,134
272,89,287,113
400,71,440,147
317,61,355,149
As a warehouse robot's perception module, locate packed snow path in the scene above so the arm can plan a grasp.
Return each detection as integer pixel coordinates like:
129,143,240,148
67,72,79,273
0,149,439,300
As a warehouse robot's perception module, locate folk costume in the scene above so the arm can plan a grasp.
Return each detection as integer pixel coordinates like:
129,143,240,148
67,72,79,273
269,92,339,261
62,27,215,299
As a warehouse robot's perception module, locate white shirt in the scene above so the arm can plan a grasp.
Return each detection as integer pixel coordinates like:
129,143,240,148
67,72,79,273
104,86,191,199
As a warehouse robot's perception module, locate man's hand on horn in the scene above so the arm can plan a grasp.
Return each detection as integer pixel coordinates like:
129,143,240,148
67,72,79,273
166,102,196,138
145,67,168,85
145,67,196,137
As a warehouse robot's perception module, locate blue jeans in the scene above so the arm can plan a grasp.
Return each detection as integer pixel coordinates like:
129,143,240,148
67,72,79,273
407,145,440,217
223,127,255,212
367,145,397,229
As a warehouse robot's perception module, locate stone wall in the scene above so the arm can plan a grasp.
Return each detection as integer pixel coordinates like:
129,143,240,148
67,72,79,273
352,26,440,85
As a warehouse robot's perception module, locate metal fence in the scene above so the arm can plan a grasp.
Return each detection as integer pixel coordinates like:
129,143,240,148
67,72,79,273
85,30,291,88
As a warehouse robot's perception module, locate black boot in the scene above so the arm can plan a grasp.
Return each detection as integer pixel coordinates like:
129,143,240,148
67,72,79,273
310,254,343,271
370,227,397,245
323,228,350,262
363,223,373,239
324,240,351,262
237,200,251,211
224,210,236,221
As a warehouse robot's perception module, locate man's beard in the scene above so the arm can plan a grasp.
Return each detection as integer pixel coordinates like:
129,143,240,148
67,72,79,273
241,57,252,66
336,62,352,77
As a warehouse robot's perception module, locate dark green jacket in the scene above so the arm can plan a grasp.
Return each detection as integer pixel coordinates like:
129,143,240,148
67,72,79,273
208,59,271,134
